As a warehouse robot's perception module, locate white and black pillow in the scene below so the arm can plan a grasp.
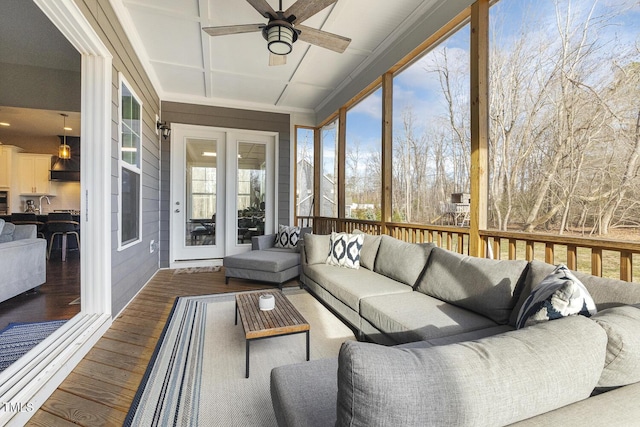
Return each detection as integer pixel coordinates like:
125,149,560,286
274,224,301,249
516,264,597,329
326,232,364,269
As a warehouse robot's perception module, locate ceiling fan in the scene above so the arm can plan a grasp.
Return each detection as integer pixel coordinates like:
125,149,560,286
202,0,351,66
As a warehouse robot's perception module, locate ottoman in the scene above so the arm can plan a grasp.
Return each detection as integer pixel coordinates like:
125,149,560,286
223,248,302,288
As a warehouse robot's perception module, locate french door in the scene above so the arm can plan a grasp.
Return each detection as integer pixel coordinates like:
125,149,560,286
170,124,276,266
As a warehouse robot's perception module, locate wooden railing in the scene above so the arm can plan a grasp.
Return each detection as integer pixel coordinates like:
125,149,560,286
296,216,640,282
480,230,640,282
298,216,470,255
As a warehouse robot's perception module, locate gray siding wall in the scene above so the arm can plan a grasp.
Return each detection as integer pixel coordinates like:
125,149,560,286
160,101,291,268
77,0,161,316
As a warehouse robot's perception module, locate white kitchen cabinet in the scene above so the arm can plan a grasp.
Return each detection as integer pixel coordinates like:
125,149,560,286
18,153,54,195
0,145,21,189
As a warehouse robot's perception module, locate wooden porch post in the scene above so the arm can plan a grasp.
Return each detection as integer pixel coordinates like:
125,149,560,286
469,0,489,257
381,72,393,235
313,127,321,225
338,107,347,226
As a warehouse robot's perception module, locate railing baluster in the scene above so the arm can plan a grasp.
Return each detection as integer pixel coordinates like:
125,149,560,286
525,241,534,261
567,245,577,270
545,243,554,264
592,248,603,277
509,239,516,260
492,238,500,260
621,251,632,282
446,233,453,251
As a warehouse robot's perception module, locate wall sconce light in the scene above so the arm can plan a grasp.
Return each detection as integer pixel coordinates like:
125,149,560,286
157,121,171,139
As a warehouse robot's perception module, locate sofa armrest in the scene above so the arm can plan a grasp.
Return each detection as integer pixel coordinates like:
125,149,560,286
13,224,37,240
252,233,276,250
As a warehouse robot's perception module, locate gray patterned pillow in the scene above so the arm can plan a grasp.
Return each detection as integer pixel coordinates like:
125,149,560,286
326,232,364,269
274,224,300,248
516,264,597,329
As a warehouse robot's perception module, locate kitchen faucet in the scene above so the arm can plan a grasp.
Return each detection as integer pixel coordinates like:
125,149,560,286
39,195,50,214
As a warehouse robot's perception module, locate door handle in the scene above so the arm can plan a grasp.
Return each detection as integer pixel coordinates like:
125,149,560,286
175,209,180,213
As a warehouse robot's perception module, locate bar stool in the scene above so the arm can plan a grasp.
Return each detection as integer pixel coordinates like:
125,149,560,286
47,212,80,262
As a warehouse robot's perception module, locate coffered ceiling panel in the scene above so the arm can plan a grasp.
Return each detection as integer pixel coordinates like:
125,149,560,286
115,0,448,113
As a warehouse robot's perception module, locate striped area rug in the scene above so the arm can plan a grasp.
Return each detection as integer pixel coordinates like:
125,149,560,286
124,288,354,426
0,320,68,372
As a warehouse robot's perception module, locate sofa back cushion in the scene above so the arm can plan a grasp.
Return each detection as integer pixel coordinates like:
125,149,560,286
416,247,528,324
373,235,435,287
592,304,640,388
336,315,607,427
303,233,331,265
510,260,640,327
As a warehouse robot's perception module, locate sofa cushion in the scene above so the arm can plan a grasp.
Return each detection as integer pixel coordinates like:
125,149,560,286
516,264,597,329
360,292,499,344
326,232,364,269
352,230,381,270
0,219,4,235
416,248,528,325
304,264,411,312
271,358,339,427
373,235,434,287
304,234,331,265
223,249,299,272
591,304,640,388
336,315,607,427
275,224,300,249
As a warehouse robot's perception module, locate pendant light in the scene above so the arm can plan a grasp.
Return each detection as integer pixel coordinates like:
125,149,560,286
59,113,71,159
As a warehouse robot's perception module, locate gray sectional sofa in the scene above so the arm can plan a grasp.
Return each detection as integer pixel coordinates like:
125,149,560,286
270,232,640,426
0,220,46,304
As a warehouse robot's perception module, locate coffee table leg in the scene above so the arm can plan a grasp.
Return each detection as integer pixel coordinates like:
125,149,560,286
306,331,310,361
235,300,238,325
246,340,250,378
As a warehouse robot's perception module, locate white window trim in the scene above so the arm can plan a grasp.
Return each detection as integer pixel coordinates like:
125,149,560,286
0,1,113,425
117,73,143,251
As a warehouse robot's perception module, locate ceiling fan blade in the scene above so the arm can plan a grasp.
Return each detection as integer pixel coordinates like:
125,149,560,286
269,53,287,66
203,24,264,37
284,0,337,24
296,24,351,53
246,0,276,19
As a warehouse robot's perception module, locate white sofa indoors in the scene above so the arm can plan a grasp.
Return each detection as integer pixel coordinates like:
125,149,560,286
270,232,640,427
0,220,46,303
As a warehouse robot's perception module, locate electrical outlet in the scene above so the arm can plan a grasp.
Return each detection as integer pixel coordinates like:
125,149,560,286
150,239,155,253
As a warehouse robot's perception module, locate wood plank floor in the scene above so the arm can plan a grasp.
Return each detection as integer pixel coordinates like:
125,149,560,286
26,268,297,426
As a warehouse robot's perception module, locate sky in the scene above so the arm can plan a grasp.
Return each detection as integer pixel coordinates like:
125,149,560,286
335,0,639,159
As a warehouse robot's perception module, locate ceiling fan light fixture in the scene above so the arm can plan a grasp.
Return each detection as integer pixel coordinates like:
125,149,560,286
267,24,294,55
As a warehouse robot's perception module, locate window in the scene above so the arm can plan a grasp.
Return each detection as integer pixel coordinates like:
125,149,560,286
392,23,470,224
320,119,338,217
296,127,315,219
119,75,142,249
345,88,382,219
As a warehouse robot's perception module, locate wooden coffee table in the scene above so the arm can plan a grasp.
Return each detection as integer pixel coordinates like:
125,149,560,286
235,290,310,378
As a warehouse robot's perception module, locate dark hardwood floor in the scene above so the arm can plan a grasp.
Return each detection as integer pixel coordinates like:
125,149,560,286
0,250,81,330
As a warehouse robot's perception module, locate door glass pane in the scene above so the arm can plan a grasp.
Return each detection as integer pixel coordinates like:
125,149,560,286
237,142,266,244
186,138,217,246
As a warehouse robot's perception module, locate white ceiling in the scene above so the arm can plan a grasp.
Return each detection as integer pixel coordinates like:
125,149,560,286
113,0,437,114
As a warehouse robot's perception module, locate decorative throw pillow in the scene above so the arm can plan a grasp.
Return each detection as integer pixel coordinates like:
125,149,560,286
516,264,597,329
274,224,300,249
326,232,364,269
